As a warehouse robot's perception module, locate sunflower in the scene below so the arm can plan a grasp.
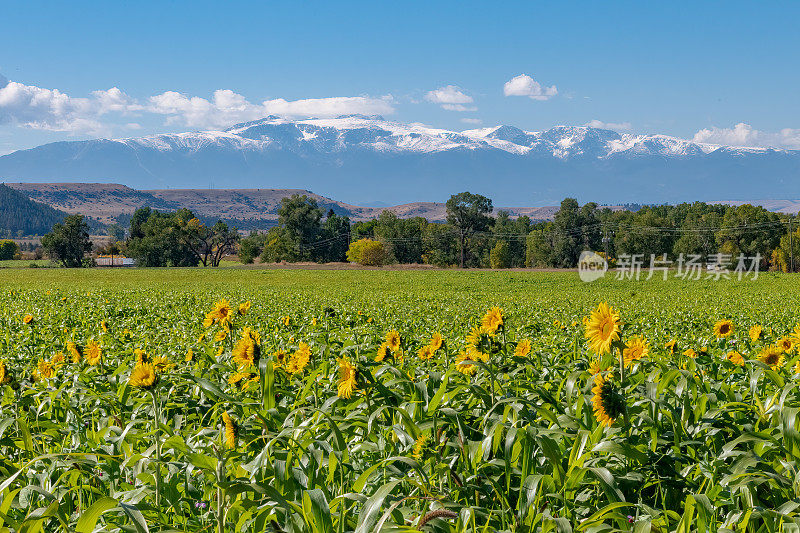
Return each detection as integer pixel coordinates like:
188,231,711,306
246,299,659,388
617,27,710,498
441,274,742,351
375,342,390,362
412,433,427,460
428,332,444,352
238,301,252,315
67,342,82,363
22,314,34,324
750,325,763,342
455,349,485,375
481,307,504,334
588,358,607,376
713,319,734,338
0,361,9,384
665,339,677,354
776,336,793,353
272,350,287,369
202,315,214,328
790,325,800,346
417,345,433,360
282,316,292,327
622,336,649,367
34,358,54,379
185,349,193,362
229,371,258,390
385,330,401,352
682,348,697,358
152,356,174,373
337,357,357,399
214,330,228,342
514,339,531,358
51,352,65,369
591,374,625,427
134,348,149,365
311,317,318,326
758,346,785,369
795,361,800,374
232,334,260,368
584,303,621,355
84,340,102,366
286,343,311,374
211,299,233,328
221,412,237,449
129,363,158,389
725,351,745,366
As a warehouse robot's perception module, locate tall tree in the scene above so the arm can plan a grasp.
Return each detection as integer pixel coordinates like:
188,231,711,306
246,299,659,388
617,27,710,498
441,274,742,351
41,214,93,267
445,192,493,268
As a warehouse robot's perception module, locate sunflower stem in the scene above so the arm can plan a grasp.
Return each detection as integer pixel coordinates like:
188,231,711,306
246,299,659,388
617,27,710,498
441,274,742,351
151,390,162,511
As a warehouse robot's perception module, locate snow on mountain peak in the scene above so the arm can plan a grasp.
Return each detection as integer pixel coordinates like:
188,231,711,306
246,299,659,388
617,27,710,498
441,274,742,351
108,115,792,160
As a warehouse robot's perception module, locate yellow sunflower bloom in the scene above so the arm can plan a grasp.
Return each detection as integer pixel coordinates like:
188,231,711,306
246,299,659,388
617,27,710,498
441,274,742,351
375,342,390,362
584,303,621,355
665,339,677,354
222,412,237,449
22,314,34,324
776,336,793,353
238,301,252,315
758,346,785,369
428,332,444,352
85,340,102,366
67,342,82,363
417,345,434,360
385,330,401,351
129,363,158,389
151,356,174,373
591,374,625,427
36,358,54,379
749,325,763,342
713,319,734,338
481,307,504,334
683,348,697,358
622,336,649,367
0,361,9,384
337,357,357,399
514,339,531,358
725,351,745,366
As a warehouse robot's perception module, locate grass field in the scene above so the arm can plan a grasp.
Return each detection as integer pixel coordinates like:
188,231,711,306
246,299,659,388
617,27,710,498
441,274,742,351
1,268,799,532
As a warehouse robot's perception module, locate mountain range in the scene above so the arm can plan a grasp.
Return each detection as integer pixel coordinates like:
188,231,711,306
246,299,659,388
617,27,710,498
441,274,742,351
1,115,799,206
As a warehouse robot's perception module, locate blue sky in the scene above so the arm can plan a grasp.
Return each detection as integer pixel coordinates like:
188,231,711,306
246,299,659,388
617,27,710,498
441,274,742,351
1,0,799,154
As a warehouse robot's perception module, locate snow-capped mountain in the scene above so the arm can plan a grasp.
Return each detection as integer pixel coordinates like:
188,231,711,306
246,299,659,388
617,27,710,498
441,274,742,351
0,115,798,205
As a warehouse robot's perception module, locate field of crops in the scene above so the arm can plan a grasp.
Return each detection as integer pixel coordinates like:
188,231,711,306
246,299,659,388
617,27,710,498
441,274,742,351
1,268,800,532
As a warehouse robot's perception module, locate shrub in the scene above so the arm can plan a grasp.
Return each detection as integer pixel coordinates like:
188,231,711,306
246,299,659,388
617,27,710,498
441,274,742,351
347,238,388,266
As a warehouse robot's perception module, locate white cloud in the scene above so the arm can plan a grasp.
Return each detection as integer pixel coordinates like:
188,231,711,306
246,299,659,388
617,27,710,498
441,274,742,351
0,77,396,134
693,123,800,150
461,118,482,124
425,85,476,111
503,74,557,101
586,119,632,131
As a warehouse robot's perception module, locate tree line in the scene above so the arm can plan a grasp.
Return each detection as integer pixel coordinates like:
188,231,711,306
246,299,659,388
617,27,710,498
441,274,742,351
36,192,800,271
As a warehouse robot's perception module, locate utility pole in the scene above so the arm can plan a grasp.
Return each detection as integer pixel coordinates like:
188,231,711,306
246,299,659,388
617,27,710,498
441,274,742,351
602,229,611,262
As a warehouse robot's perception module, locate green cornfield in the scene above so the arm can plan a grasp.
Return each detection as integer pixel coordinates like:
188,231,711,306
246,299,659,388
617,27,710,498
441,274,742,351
1,268,799,532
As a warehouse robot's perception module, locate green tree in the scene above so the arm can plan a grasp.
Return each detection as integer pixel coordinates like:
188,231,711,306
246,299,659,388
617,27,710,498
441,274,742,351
422,223,459,267
126,208,199,267
489,240,511,268
238,231,267,264
0,239,19,260
445,192,493,268
319,210,351,263
374,211,425,264
41,214,93,267
277,195,323,262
